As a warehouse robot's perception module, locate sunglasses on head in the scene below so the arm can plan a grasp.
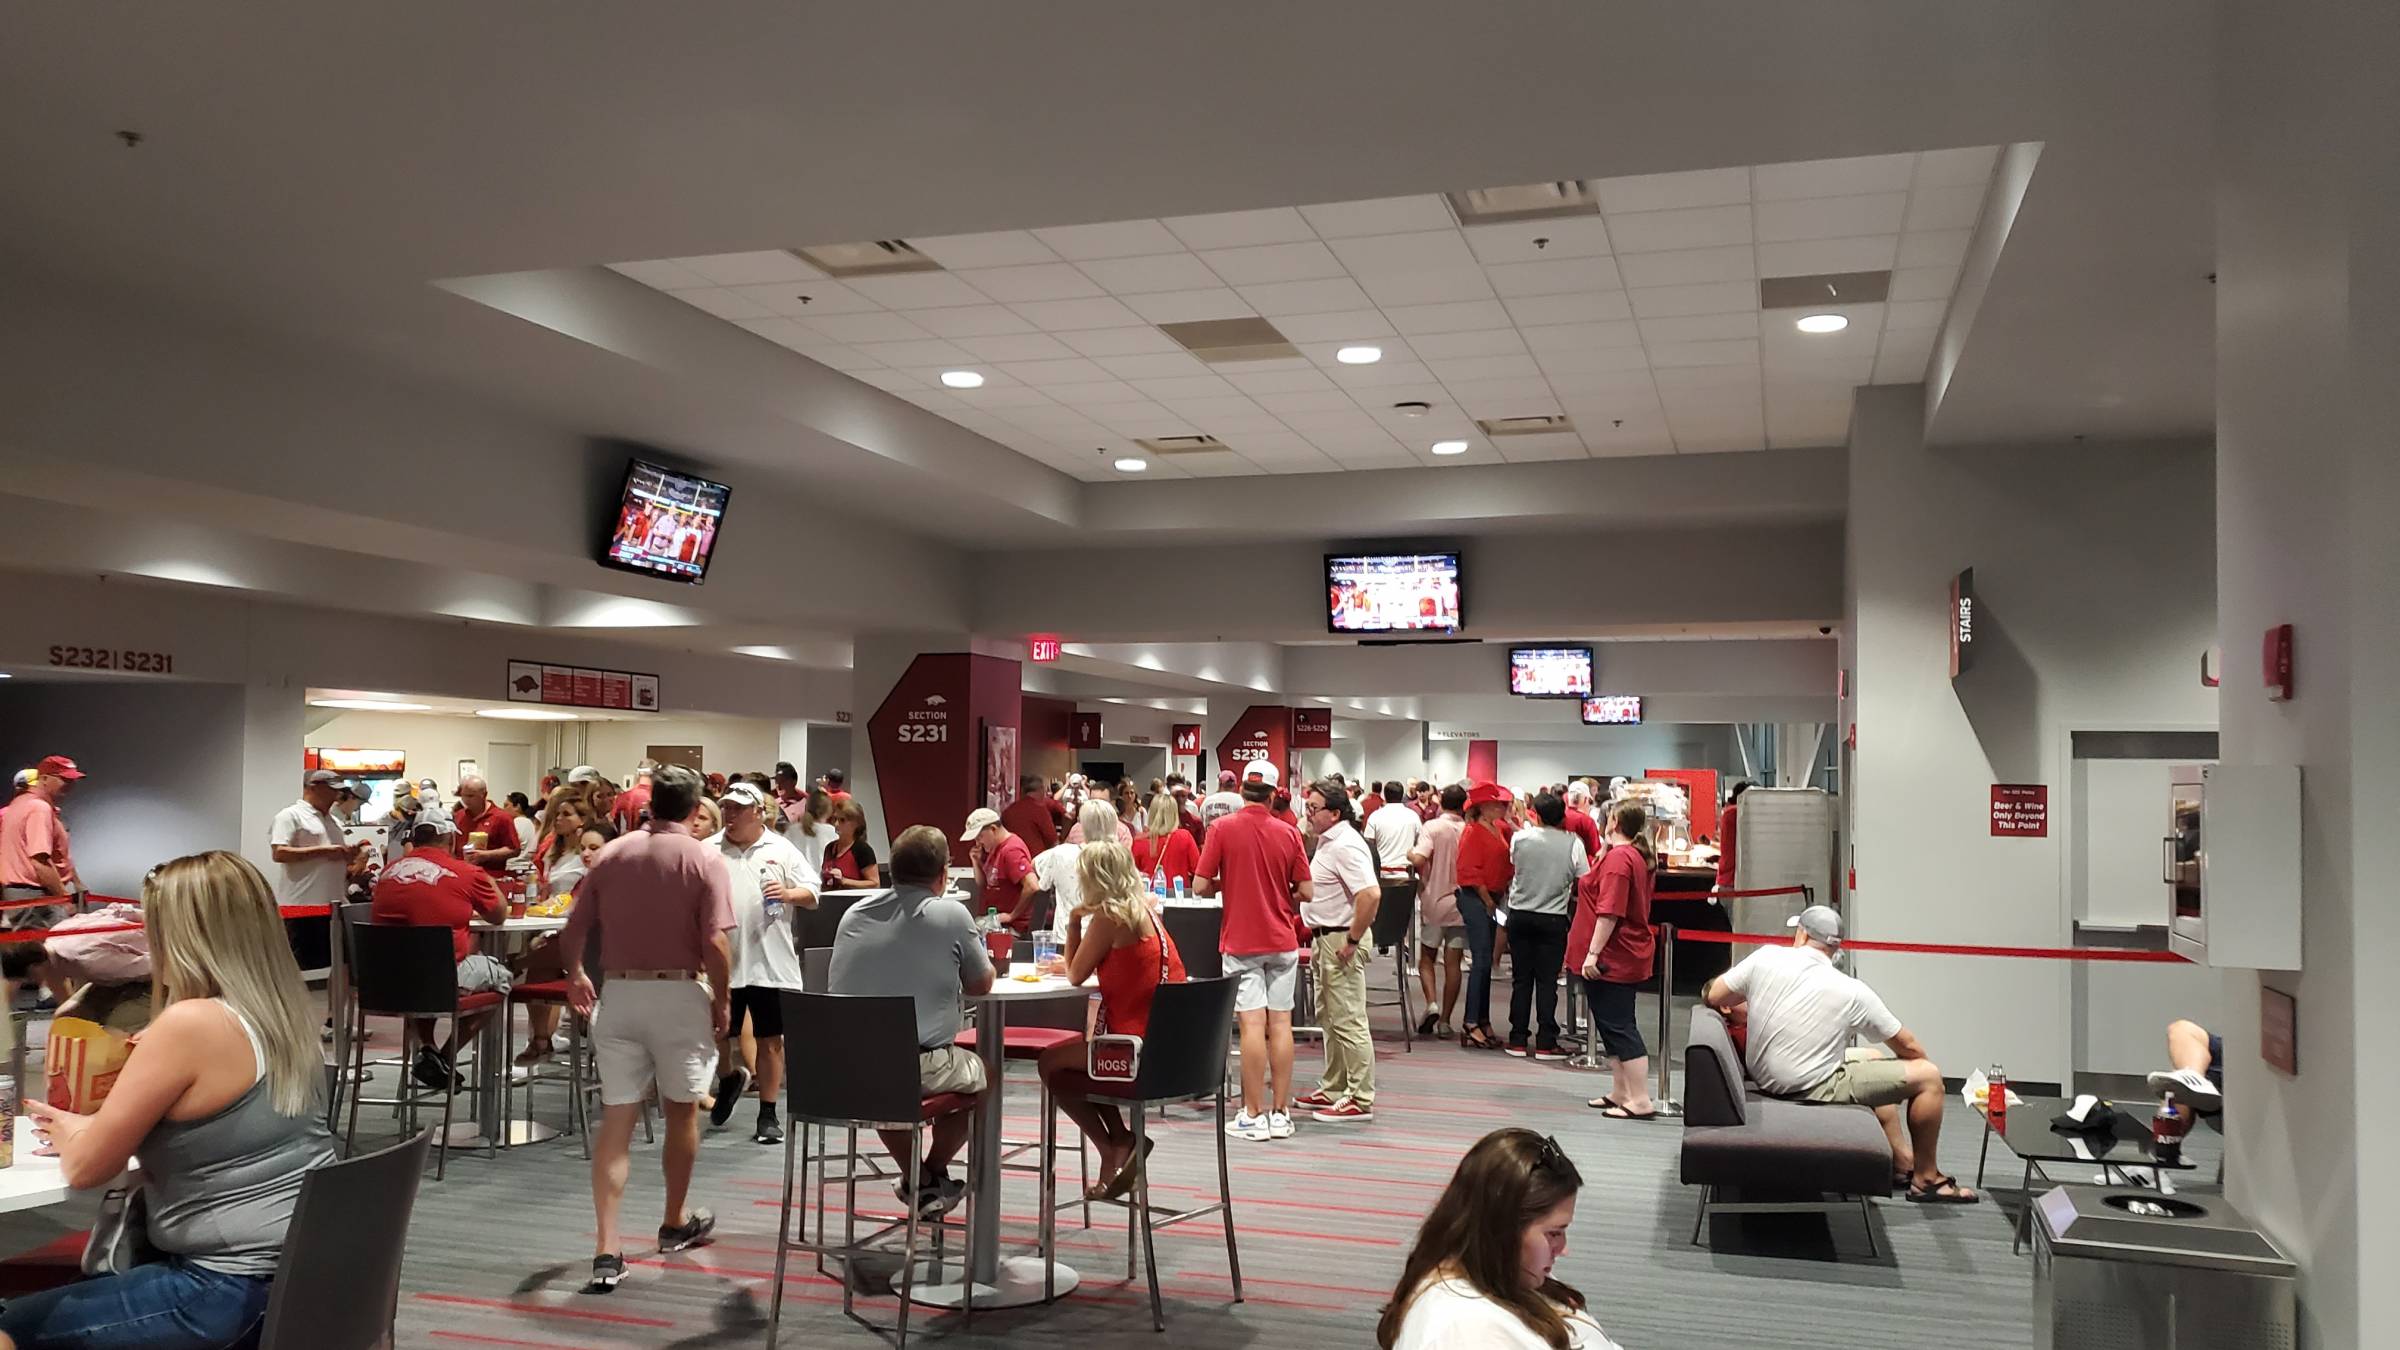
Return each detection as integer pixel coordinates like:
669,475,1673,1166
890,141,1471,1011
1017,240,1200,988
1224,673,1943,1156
1531,1133,1582,1184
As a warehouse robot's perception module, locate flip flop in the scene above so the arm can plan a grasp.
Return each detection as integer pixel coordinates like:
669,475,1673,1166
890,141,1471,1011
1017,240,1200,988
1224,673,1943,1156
1906,1173,1980,1204
1600,1105,1659,1121
1587,1097,1620,1111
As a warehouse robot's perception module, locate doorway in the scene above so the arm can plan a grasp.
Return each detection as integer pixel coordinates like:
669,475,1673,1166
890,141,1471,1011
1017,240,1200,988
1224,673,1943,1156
483,741,535,803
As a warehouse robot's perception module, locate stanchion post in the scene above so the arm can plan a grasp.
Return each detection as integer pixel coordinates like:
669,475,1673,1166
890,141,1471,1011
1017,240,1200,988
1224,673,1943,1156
1655,923,1681,1116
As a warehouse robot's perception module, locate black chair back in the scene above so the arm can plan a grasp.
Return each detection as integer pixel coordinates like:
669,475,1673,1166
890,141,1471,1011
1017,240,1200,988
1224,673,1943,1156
1130,976,1236,1101
259,1130,434,1350
802,945,832,993
1683,1005,1747,1127
349,924,464,1016
335,901,374,969
1368,879,1416,950
1160,905,1223,981
779,990,931,1127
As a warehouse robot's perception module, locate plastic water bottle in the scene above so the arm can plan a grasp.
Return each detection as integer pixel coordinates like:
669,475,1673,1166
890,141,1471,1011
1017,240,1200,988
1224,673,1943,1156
758,863,785,924
1172,876,1187,903
1152,864,1169,902
983,907,1001,934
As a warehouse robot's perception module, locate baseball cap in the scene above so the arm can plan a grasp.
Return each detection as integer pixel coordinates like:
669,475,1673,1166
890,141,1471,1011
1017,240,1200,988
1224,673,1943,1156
36,756,84,781
1217,769,1237,788
720,782,771,811
962,807,1002,836
1788,905,1844,948
1241,759,1280,787
304,769,342,787
11,769,36,792
566,765,601,784
410,815,457,841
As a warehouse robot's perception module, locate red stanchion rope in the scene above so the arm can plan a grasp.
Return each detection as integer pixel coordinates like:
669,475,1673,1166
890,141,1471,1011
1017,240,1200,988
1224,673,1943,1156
1689,885,1814,900
1674,927,2188,964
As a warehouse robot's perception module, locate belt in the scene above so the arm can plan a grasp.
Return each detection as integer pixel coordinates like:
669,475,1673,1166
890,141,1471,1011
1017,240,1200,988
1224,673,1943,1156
1311,925,1352,940
606,968,701,981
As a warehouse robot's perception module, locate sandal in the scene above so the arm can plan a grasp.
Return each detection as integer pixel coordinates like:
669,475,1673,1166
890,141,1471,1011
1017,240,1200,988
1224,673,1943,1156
1600,1104,1659,1121
1099,1138,1156,1200
1460,1027,1503,1051
1587,1097,1620,1111
1905,1173,1980,1204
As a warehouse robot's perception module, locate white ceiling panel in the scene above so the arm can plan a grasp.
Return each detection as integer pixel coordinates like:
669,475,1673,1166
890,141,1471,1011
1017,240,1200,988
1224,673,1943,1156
848,367,925,392
995,357,1114,386
672,287,776,320
1092,351,1211,379
608,258,716,289
1896,230,1974,269
1904,184,1988,232
1326,229,1481,277
1235,277,1376,316
843,271,995,310
1073,252,1225,295
1534,345,1653,375
1251,389,1359,414
909,230,1062,269
1424,352,1542,383
1224,367,1338,395
1160,207,1316,250
1407,329,1530,360
1353,268,1496,308
1648,338,1760,368
1042,379,1149,405
1157,392,1265,419
944,384,1055,408
1326,362,1440,391
852,338,976,367
1010,296,1149,331
1502,291,1635,326
1297,194,1458,238
952,263,1106,303
1522,320,1643,353
1752,153,1914,200
1383,299,1515,335
674,250,825,285
953,332,1079,361
1129,374,1240,400
1753,192,1908,242
1756,234,1899,277
1031,219,1184,260
1883,298,1949,330
1493,432,1590,462
1914,145,2003,188
1888,266,1963,302
1462,216,1613,264
1482,256,1624,298
1606,204,1752,253
797,345,882,373
912,304,1038,337
1591,167,1752,215
1627,281,1757,318
1120,288,1256,323
1270,309,1397,342
800,311,936,344
1638,311,1761,344
1056,325,1185,356
1195,241,1346,286
1614,245,1758,288
1441,376,1558,411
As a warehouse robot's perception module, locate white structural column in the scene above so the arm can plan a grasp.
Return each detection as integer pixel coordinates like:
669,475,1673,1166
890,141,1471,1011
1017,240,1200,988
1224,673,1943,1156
2213,2,2400,1342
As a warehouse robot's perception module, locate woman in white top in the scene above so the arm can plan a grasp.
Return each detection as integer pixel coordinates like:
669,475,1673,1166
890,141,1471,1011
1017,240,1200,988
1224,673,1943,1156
1379,1128,1623,1350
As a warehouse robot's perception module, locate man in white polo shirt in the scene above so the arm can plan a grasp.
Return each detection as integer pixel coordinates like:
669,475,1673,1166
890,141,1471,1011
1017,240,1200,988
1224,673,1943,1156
1703,906,1978,1204
1292,780,1382,1124
271,768,370,973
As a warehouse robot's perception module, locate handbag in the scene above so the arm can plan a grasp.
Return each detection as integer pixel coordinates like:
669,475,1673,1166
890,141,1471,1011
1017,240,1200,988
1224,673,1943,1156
83,1182,160,1276
1087,919,1182,1083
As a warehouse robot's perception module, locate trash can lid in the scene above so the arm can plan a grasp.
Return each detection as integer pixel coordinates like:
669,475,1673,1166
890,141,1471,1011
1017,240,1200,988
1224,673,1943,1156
2034,1185,2295,1276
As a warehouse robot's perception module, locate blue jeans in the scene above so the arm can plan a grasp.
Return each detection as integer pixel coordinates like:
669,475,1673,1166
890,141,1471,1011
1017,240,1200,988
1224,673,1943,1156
0,1258,270,1349
1457,886,1498,1031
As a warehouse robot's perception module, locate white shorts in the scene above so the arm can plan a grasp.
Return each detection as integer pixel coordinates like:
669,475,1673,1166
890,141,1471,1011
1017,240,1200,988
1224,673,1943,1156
455,953,513,995
1224,949,1300,1014
592,978,719,1107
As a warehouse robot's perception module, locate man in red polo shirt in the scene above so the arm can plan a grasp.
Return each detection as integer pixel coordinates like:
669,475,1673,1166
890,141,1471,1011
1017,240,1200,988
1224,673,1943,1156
999,774,1061,854
822,768,851,803
451,775,522,876
372,817,511,1090
1562,782,1605,858
1195,770,1312,1141
964,808,1036,931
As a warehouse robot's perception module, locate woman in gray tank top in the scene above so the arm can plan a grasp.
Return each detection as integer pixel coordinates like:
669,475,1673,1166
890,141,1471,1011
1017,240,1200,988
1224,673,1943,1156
4,851,336,1350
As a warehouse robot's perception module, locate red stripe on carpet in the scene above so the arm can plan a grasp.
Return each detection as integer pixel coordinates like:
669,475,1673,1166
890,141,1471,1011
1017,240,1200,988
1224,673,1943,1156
410,1292,676,1329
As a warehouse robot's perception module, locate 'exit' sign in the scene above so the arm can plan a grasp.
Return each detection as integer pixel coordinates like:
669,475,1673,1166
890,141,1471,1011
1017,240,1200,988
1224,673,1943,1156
1028,634,1062,663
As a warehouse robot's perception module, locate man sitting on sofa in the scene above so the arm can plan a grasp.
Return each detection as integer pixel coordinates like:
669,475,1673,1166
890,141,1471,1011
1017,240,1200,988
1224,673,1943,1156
1702,906,1978,1204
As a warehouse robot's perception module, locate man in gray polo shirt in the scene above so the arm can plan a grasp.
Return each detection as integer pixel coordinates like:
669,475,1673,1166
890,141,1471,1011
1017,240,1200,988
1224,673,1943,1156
830,824,995,1217
1504,792,1587,1060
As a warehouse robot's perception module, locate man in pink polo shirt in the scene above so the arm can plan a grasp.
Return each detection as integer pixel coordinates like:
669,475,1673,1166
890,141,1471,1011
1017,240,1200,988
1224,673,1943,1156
563,764,734,1294
1195,763,1312,1142
1,755,84,933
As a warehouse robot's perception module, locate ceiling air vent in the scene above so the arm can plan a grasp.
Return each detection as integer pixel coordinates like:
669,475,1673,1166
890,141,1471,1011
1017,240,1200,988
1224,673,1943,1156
1133,434,1228,456
1157,317,1300,364
1445,181,1602,226
788,240,943,278
1475,414,1575,437
1759,270,1891,310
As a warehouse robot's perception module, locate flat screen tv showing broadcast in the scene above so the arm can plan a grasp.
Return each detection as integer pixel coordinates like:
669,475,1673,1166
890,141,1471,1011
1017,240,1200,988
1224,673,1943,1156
1508,646,1594,698
1581,695,1644,725
600,459,731,585
1326,552,1462,635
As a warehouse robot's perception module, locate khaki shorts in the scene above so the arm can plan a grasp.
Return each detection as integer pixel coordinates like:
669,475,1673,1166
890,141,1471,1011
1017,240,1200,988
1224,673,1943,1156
918,1043,988,1096
1800,1047,1914,1108
592,978,719,1107
1421,925,1468,953
1224,948,1300,1013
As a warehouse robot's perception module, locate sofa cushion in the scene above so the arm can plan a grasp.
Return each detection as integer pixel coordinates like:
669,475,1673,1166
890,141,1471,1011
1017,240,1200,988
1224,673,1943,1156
1684,1005,1746,1127
1679,1095,1897,1196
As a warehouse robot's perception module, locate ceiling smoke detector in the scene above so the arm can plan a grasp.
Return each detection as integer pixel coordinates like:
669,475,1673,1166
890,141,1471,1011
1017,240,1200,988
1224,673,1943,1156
1391,401,1433,417
788,240,942,278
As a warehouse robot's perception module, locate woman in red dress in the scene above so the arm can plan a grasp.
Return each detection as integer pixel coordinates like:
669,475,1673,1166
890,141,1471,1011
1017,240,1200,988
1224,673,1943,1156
1038,842,1185,1198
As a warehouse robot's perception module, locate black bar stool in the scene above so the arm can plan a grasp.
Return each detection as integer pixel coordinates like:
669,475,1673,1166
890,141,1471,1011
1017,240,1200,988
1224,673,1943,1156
342,922,495,1179
257,1130,435,1350
1368,876,1418,1050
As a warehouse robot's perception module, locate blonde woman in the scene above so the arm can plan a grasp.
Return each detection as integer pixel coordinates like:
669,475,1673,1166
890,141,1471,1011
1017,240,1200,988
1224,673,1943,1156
10,851,336,1350
1036,841,1187,1199
1130,791,1199,892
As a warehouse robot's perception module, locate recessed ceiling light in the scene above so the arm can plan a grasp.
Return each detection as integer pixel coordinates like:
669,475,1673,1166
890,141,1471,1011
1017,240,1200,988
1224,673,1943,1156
1431,440,1470,456
940,370,985,388
309,697,433,712
1113,457,1149,473
1335,345,1383,365
474,707,583,721
1795,313,1849,334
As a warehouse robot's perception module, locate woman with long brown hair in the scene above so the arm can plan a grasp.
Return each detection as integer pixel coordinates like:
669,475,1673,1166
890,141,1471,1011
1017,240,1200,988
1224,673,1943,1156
1378,1128,1619,1348
820,798,880,889
1573,802,1658,1119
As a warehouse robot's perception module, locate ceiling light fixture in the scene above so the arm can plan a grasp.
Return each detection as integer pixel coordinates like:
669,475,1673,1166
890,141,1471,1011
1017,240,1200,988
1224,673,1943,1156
1795,313,1849,334
1113,457,1149,473
1335,345,1383,365
1431,440,1470,456
309,697,433,713
940,370,985,388
474,707,583,721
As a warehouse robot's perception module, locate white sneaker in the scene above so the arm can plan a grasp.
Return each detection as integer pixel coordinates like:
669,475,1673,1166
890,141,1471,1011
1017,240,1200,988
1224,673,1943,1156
1223,1110,1271,1141
2145,1068,2222,1109
1267,1111,1297,1139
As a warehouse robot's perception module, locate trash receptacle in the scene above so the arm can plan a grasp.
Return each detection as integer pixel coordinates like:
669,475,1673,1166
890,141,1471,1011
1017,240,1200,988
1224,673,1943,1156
2032,1184,2295,1349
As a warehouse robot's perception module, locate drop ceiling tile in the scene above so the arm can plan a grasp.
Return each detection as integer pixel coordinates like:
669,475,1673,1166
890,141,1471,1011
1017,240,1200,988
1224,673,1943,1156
1160,207,1317,250
1493,433,1590,462
1073,253,1224,296
1895,229,1974,269
1354,383,1454,412
1649,338,1760,369
1257,452,1346,474
1298,194,1458,238
1326,229,1481,276
844,272,996,310
673,251,825,285
1757,235,1899,277
1761,337,1878,375
1882,298,1948,331
672,287,778,320
1915,145,2002,188
1032,219,1185,260
1443,379,1560,418
1384,299,1514,335
1407,329,1529,360
1042,379,1151,405
946,385,1058,409
1755,193,1908,243
1591,167,1752,214
1009,296,1148,331
1614,245,1758,288
1521,320,1643,354
1057,324,1184,357
1462,217,1613,264
728,279,880,316
1278,407,1384,435
1605,204,1751,253
1252,389,1360,415
1651,365,1763,394
852,338,979,367
909,230,1062,269
1294,337,1417,368
1196,241,1346,286
1236,277,1376,316
1216,356,1316,372
734,317,816,347
996,357,1115,386
1628,281,1757,318
1483,256,1624,298
1905,184,1987,232
795,311,935,344
893,389,965,410
1550,369,1662,399
1224,367,1339,395
1583,422,1680,457
1092,351,1211,379
610,258,716,289
1205,411,1296,434
1355,268,1496,307
1534,346,1653,375
1426,353,1542,382
1889,265,1963,302
1502,291,1634,326
1753,153,1915,201
1129,374,1241,400
1172,451,1259,477
953,332,1080,362
1270,309,1397,341
911,304,1039,338
1639,311,1761,344
1155,391,1265,418
1121,288,1257,323
848,368,927,392
1872,346,1935,385
1328,363,1440,392
952,264,1106,303
1090,403,1192,432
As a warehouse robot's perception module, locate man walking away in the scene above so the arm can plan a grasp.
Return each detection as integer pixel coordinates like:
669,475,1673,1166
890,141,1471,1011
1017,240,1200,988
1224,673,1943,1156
1195,770,1312,1141
1505,793,1585,1060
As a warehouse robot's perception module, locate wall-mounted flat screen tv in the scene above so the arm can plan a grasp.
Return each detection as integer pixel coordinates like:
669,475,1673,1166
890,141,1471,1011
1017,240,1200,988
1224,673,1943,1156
1581,695,1644,725
1326,551,1462,635
1509,646,1594,698
600,459,731,585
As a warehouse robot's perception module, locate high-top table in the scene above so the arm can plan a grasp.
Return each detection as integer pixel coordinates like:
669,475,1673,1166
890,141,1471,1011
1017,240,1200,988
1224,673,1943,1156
445,914,568,1150
0,1121,136,1213
910,967,1088,1311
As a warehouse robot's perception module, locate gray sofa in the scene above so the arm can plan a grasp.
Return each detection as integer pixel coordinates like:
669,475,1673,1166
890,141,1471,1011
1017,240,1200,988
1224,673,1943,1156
1680,1004,1895,1254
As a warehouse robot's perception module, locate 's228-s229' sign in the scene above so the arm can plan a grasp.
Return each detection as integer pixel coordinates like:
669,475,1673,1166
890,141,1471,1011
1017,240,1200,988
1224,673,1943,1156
51,645,175,674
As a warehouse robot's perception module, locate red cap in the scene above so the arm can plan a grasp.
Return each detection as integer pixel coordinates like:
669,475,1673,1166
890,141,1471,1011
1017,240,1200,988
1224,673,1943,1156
36,756,83,781
1464,781,1513,809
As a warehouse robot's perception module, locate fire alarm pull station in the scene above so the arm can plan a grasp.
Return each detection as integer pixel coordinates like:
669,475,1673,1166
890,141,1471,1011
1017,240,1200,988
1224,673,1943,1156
2261,624,2294,702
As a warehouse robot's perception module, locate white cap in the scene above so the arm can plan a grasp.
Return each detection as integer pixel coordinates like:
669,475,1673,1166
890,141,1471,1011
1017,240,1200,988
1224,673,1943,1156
566,764,602,784
963,807,1002,836
1242,759,1281,787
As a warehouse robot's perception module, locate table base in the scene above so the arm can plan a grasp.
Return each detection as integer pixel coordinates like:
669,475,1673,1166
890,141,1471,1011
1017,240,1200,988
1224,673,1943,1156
442,1118,560,1150
909,1255,1078,1309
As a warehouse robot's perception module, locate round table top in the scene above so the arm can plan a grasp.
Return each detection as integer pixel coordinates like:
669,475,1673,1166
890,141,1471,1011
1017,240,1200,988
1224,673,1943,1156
970,968,1087,1002
476,914,569,932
